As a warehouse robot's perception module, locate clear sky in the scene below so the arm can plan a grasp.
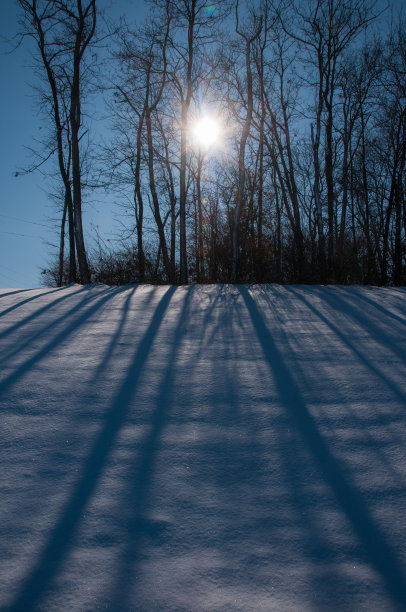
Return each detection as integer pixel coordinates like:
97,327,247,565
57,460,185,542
0,0,403,288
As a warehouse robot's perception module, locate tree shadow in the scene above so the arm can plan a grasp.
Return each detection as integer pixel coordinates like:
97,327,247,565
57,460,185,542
127,284,354,610
1,286,140,592
0,286,126,395
177,285,354,608
339,287,406,328
256,283,406,537
312,286,406,363
238,284,406,611
105,285,194,609
0,285,88,342
7,286,177,612
91,285,138,384
289,286,406,405
285,285,406,491
0,288,42,301
0,287,68,326
5,284,406,611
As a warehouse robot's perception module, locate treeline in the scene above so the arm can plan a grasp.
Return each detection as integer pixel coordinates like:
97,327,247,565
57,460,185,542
19,0,406,286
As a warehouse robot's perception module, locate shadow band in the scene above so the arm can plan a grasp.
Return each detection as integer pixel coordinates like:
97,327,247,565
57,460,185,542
238,285,406,611
8,286,176,612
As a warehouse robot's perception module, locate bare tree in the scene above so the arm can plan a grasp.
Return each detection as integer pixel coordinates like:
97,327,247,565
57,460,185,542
231,0,262,281
111,4,174,281
17,0,98,284
381,18,406,285
166,0,229,284
280,0,380,281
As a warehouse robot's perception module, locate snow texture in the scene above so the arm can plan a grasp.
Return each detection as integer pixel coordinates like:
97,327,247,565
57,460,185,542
1,283,406,611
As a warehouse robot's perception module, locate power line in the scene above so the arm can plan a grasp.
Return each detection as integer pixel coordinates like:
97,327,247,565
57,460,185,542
0,231,40,238
0,212,50,229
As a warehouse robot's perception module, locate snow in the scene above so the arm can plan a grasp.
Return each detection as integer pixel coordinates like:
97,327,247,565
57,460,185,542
1,283,406,611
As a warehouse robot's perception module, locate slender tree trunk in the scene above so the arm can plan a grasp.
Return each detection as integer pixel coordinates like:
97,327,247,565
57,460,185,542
232,26,259,282
325,107,335,281
196,155,205,282
178,1,197,285
69,1,96,284
134,109,146,282
67,186,77,283
145,108,171,279
338,121,349,282
58,192,68,287
159,120,177,283
71,50,90,284
179,102,189,284
360,109,374,282
311,122,326,283
394,181,402,286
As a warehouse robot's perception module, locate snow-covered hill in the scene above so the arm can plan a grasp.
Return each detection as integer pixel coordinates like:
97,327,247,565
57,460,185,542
1,284,406,611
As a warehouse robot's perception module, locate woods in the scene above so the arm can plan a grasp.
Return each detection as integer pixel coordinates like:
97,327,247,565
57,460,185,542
18,0,406,286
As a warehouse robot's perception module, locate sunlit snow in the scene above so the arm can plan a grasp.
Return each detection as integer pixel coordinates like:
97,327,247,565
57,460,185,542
1,284,406,611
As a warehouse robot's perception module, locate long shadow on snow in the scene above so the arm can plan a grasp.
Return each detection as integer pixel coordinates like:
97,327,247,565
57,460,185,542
289,287,406,406
286,286,406,491
3,286,141,586
189,286,352,605
26,286,139,505
256,284,406,576
0,288,42,301
339,287,406,328
0,284,89,344
0,287,67,318
0,286,124,395
91,285,138,384
0,285,142,368
313,286,406,363
106,286,194,609
238,285,406,611
7,286,176,612
0,285,134,591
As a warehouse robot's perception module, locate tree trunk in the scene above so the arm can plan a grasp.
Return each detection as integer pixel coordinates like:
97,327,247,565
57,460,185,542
311,122,326,283
71,28,90,284
134,109,146,282
232,25,259,282
145,109,171,279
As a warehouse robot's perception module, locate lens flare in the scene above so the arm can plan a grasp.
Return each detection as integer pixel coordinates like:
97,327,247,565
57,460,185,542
205,5,215,17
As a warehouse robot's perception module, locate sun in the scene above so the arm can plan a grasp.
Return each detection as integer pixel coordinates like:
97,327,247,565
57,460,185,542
192,115,221,150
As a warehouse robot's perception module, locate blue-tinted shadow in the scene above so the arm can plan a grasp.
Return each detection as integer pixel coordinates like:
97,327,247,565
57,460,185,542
7,286,176,612
0,286,123,395
238,285,406,611
107,286,194,609
0,286,69,319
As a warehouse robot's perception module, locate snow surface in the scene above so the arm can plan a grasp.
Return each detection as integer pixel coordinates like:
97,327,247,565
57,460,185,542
1,283,406,612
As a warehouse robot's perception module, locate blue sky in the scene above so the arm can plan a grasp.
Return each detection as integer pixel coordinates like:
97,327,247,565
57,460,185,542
1,3,47,288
